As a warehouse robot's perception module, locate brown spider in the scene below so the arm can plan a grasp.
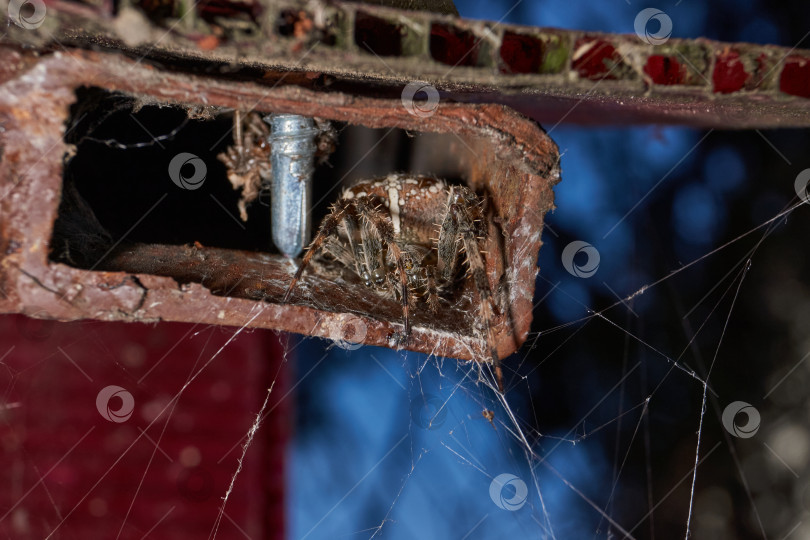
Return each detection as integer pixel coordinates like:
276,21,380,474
217,110,273,221
218,110,337,221
283,173,504,393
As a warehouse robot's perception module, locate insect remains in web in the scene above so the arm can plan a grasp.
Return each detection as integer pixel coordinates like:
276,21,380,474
217,110,337,222
482,409,496,429
283,173,505,393
216,110,273,221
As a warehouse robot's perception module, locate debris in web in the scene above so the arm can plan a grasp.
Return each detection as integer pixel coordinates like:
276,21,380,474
211,384,275,540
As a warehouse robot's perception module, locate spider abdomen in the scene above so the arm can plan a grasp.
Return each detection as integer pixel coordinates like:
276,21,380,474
342,174,448,246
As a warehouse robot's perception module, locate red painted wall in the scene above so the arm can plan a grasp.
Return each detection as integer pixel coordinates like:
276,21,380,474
0,315,288,539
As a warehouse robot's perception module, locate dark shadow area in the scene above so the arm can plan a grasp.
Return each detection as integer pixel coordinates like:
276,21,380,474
53,87,466,271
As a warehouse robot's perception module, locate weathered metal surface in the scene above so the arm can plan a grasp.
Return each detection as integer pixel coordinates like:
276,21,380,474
0,46,559,363
3,0,810,127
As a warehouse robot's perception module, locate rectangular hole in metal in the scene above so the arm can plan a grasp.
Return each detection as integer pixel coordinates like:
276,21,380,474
52,87,469,306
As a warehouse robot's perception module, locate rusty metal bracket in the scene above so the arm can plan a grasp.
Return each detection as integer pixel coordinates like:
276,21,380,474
0,46,559,363
4,0,810,127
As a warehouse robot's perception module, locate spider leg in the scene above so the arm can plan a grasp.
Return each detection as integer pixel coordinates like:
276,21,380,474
356,199,388,287
399,247,426,309
323,236,356,269
446,191,504,393
354,199,411,341
425,267,440,313
385,241,411,341
340,212,365,278
233,110,244,164
436,197,460,283
283,199,355,303
245,112,269,139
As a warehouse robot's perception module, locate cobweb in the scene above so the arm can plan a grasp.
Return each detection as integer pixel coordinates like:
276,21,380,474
4,115,810,540
2,123,809,540
4,7,810,539
276,123,810,539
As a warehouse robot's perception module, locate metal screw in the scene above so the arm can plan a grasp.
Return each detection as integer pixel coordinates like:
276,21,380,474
264,114,319,258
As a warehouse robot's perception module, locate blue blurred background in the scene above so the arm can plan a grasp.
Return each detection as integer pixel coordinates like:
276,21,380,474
289,1,810,538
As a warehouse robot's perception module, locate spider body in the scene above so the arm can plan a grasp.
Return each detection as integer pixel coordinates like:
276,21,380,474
217,111,273,221
284,173,504,392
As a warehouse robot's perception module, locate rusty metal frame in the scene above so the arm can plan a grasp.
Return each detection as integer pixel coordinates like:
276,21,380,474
0,45,559,363
5,0,810,128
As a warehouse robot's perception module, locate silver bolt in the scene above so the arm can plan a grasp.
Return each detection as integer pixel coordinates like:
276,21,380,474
265,114,319,258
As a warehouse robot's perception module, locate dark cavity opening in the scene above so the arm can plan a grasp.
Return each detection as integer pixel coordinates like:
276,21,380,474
430,23,479,67
355,12,403,57
500,31,544,74
53,87,464,280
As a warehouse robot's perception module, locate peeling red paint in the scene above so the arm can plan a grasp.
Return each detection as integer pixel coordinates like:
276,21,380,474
780,55,810,98
430,23,480,67
644,55,687,85
197,0,264,23
713,49,750,94
7,1,810,127
572,38,622,80
355,12,403,57
500,31,543,74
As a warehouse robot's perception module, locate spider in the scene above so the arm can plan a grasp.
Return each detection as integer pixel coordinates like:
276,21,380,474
218,110,337,221
217,110,273,222
283,173,505,393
